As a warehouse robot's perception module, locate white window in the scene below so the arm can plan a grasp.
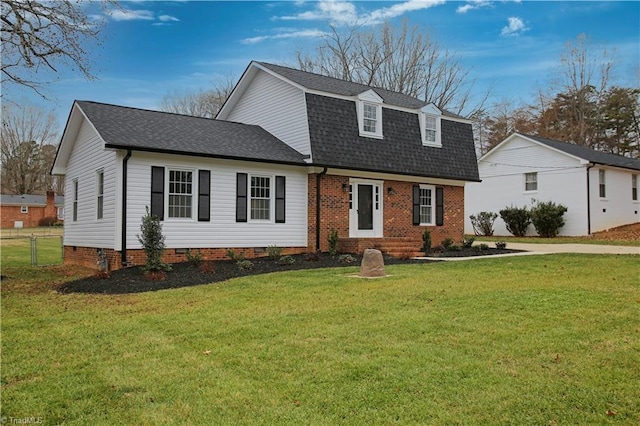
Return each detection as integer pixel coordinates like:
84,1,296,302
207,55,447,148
524,172,538,192
20,205,28,214
632,174,638,201
168,170,193,218
57,207,65,220
357,90,383,139
72,179,78,222
420,105,442,147
419,185,435,225
250,176,271,220
96,169,104,220
599,170,606,198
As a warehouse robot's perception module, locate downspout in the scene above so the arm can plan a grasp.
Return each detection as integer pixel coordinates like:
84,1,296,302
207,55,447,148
121,149,132,266
315,167,328,252
586,164,594,235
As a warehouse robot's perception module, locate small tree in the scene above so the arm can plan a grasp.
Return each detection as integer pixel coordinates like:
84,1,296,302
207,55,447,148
469,211,498,236
499,206,531,237
137,207,171,274
328,229,339,256
421,229,432,253
530,200,568,238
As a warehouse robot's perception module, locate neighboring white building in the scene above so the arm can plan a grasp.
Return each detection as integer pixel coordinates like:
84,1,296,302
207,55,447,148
465,133,640,236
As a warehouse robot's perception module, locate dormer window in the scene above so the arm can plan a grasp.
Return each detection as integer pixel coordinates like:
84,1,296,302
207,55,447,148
420,104,442,147
357,90,383,139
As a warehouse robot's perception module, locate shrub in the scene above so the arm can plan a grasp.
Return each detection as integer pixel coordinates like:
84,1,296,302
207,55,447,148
477,243,489,251
226,249,245,262
267,245,282,260
499,205,531,237
421,229,432,252
448,244,461,251
279,255,295,265
441,238,454,250
186,249,203,267
495,242,507,249
236,259,254,270
137,207,171,273
469,211,498,236
462,236,476,248
338,254,356,264
530,200,568,238
328,230,339,256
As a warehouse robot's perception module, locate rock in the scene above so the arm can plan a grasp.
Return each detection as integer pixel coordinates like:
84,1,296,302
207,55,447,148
360,249,386,277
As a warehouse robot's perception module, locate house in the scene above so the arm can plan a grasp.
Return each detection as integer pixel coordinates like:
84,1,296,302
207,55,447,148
52,61,479,270
465,133,640,236
0,191,64,229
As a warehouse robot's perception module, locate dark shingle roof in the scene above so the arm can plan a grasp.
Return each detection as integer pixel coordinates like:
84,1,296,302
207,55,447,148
257,62,464,119
524,134,640,171
76,101,307,166
0,194,64,206
305,94,480,181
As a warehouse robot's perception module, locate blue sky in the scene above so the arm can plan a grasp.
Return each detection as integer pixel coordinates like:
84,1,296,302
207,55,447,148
5,1,639,134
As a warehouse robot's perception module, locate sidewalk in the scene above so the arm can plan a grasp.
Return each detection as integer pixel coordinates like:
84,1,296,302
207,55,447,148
415,242,639,262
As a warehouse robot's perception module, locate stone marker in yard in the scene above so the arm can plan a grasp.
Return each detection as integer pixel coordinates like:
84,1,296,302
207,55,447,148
360,248,386,277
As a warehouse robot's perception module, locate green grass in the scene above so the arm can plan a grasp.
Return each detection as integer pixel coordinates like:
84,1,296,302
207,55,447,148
1,236,63,267
471,234,640,247
2,253,638,425
1,226,63,239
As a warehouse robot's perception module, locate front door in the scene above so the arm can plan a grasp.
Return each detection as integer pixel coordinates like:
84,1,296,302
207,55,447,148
349,179,383,238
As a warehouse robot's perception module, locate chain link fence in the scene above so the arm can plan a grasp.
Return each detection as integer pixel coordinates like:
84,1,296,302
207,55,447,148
29,235,63,266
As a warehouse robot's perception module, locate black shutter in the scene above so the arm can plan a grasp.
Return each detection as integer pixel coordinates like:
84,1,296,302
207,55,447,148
275,176,286,223
412,185,420,225
151,166,164,220
436,187,444,226
236,173,247,222
198,170,210,222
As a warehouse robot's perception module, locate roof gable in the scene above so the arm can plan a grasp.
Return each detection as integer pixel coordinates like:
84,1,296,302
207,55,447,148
56,101,307,169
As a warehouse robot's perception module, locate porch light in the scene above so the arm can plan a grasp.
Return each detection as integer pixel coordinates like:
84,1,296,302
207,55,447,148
342,183,349,192
387,187,395,195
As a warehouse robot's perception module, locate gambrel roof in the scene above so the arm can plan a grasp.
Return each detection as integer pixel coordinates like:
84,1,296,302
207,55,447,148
523,134,640,171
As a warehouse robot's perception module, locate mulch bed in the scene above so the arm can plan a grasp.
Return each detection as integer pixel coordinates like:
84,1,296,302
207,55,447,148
58,248,522,295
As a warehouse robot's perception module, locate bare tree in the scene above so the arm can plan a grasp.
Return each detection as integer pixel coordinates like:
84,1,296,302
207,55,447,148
159,77,235,118
295,20,489,116
1,0,118,98
1,103,59,194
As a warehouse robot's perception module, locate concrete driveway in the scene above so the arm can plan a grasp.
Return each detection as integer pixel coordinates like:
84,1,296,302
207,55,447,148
488,242,639,255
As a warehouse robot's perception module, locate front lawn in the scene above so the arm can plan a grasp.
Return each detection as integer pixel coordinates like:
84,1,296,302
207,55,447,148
1,254,638,424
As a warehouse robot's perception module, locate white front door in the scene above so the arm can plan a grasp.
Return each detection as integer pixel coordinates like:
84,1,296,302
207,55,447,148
349,179,383,238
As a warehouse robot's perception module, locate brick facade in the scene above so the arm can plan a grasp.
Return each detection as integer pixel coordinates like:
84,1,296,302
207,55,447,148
1,191,61,228
65,174,465,271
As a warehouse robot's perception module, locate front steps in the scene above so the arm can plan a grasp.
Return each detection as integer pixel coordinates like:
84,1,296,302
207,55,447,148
337,237,424,259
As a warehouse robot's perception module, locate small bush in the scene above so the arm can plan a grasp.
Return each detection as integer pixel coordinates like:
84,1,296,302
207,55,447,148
137,207,171,274
462,236,476,248
328,230,339,256
469,211,498,236
499,205,531,237
441,238,454,250
279,255,296,265
306,251,320,261
448,244,461,251
226,249,245,262
236,259,253,270
478,243,489,251
186,249,203,267
495,242,507,249
421,229,432,252
530,200,568,238
338,254,356,264
267,245,282,260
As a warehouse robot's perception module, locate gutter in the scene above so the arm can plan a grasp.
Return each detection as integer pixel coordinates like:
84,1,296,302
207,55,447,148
586,164,594,235
316,167,328,251
121,149,132,266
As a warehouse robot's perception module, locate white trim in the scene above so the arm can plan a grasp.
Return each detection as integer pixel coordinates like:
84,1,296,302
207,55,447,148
20,205,28,214
248,173,275,223
349,178,384,238
418,184,435,226
95,168,104,220
166,168,196,221
523,171,538,193
420,112,442,147
308,167,470,187
357,91,384,139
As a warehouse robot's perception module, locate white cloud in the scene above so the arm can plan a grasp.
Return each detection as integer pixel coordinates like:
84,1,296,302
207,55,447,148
158,15,180,22
364,0,445,25
501,16,528,36
108,9,155,21
456,1,493,14
241,29,329,45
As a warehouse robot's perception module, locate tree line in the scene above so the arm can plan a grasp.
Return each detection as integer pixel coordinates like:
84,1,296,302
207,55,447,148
2,4,637,196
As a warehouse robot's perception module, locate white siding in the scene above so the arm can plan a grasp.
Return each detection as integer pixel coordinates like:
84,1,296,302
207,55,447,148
125,152,308,249
465,136,589,236
64,119,118,247
590,167,640,233
226,70,312,156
